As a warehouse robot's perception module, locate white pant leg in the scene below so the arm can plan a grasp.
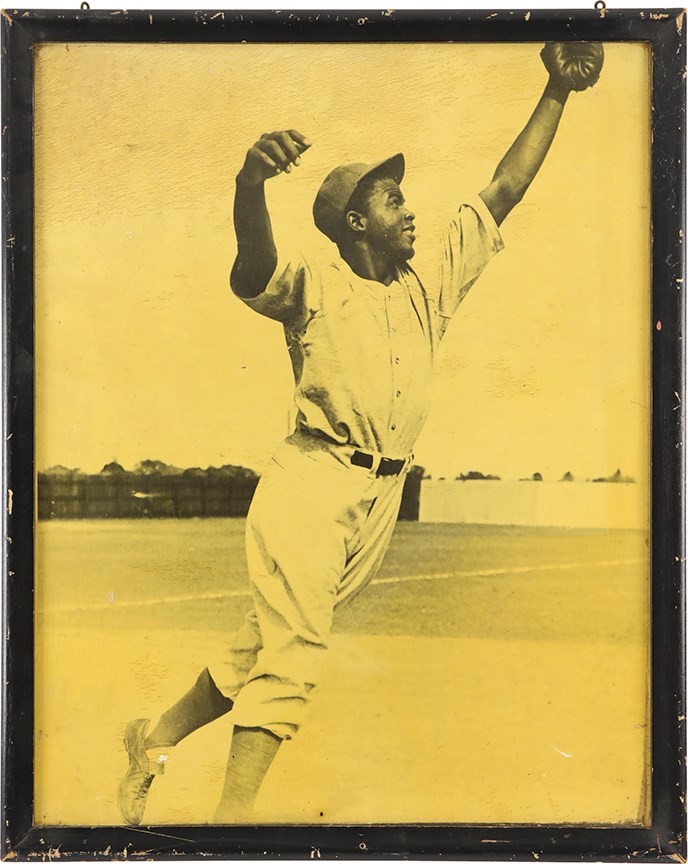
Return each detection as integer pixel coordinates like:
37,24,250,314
336,473,407,605
209,608,262,703
216,443,372,738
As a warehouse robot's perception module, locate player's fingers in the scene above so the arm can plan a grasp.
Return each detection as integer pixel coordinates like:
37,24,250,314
288,130,312,152
274,130,302,166
249,145,281,175
258,137,292,172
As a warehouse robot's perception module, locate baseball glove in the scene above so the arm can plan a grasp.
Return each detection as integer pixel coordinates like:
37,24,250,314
541,42,604,92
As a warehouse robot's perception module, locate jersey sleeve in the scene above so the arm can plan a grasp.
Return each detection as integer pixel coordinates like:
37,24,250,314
232,254,312,325
437,195,504,327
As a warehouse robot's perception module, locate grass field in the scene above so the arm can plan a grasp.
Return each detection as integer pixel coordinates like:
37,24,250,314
35,518,650,827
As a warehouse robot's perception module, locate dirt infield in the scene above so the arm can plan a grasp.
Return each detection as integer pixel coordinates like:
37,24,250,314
35,520,649,826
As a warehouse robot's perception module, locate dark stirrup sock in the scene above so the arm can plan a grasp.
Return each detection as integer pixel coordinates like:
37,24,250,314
145,667,233,749
213,726,282,822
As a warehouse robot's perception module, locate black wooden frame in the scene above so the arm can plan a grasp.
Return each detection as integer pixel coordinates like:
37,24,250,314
2,8,685,860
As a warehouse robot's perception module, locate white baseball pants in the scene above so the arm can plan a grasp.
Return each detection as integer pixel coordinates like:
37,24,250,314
210,432,410,739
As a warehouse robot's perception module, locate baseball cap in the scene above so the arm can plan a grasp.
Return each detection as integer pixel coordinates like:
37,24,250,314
313,153,405,242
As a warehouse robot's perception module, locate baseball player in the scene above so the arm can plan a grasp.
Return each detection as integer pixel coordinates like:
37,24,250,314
118,42,604,824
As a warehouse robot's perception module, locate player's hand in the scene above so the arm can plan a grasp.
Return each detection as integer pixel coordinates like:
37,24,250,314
540,42,604,93
237,130,312,186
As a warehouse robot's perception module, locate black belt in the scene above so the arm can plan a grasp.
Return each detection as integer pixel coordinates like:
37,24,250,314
351,450,407,477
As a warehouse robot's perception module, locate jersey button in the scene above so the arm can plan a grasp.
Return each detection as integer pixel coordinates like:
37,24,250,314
396,390,401,397
394,357,400,364
390,423,397,431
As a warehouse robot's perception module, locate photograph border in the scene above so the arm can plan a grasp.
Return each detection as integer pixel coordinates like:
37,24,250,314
2,7,685,860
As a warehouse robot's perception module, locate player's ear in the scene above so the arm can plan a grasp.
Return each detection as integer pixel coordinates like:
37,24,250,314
345,209,366,235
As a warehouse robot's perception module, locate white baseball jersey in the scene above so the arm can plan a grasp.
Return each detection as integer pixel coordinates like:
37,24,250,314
239,195,504,458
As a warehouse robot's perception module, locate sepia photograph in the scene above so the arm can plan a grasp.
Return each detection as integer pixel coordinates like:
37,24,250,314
2,7,684,859
30,34,653,828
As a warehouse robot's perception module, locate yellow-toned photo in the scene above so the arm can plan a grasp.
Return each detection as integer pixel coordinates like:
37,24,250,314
33,40,651,827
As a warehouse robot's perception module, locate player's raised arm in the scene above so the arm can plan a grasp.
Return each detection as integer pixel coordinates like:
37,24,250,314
231,129,312,299
479,43,604,227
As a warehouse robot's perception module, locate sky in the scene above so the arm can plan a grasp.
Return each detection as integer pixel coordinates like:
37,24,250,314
34,40,651,481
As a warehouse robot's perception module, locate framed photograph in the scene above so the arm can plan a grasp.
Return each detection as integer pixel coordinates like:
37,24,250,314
3,7,685,860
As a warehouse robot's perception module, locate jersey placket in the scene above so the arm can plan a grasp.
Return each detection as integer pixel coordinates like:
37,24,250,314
385,287,405,452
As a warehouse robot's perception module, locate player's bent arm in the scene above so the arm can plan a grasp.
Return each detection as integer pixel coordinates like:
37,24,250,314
479,76,569,227
231,179,278,300
231,129,312,299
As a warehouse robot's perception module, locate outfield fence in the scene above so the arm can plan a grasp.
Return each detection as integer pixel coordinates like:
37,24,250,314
419,479,648,530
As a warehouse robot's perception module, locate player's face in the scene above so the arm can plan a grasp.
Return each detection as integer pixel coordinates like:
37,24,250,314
361,179,416,264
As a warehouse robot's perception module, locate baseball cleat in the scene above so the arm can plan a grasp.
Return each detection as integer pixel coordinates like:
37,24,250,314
118,718,165,825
